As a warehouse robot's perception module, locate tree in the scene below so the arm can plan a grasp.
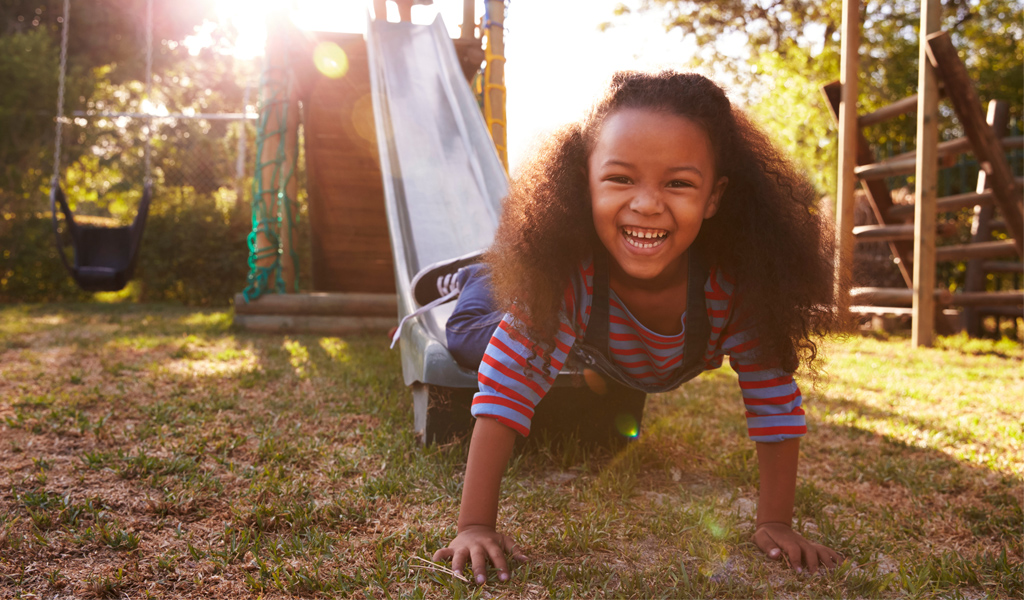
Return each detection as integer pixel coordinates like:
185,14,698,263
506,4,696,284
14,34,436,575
0,0,219,217
0,26,60,217
611,0,1023,197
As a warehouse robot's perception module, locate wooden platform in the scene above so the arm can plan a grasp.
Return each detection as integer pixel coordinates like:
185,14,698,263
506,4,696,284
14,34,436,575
304,33,394,294
233,292,396,335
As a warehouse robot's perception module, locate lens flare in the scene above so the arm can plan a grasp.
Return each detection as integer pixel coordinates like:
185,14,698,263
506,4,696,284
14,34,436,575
314,42,349,79
707,520,726,539
614,413,639,438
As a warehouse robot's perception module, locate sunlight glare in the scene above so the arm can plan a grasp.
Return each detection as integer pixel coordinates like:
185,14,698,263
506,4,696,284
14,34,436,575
209,0,374,59
314,42,349,79
212,0,270,59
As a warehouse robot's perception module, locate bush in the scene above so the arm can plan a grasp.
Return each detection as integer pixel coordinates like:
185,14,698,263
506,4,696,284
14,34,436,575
0,213,91,303
133,189,250,305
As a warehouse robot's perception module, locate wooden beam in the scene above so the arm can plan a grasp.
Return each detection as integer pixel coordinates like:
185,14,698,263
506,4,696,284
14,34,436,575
835,0,861,301
234,292,398,316
912,0,941,348
849,305,914,316
854,224,916,240
858,94,919,127
854,222,957,241
981,261,1024,273
935,240,1018,262
854,152,956,180
851,286,953,306
854,156,917,180
233,315,395,335
887,134,1023,164
886,190,995,220
975,306,1024,317
948,291,1024,307
925,31,1024,256
852,134,1024,180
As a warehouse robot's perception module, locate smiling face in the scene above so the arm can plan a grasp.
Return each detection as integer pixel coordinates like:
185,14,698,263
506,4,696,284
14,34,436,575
588,108,728,289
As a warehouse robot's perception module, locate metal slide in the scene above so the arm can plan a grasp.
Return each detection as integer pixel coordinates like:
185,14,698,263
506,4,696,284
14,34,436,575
366,17,649,445
367,16,508,391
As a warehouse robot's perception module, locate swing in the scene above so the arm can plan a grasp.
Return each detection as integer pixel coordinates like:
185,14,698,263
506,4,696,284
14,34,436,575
49,0,155,292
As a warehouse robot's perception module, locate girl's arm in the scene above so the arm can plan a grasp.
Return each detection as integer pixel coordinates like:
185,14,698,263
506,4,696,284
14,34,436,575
753,438,843,573
432,417,527,584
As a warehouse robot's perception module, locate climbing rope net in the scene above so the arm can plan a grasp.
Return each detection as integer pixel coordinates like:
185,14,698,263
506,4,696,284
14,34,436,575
242,51,300,301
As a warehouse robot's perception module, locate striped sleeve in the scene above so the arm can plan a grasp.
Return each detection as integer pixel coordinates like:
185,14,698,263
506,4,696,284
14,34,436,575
470,261,594,436
708,269,806,443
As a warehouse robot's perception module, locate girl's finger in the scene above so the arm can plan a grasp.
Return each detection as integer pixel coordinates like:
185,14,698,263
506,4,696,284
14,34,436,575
431,547,453,563
802,542,820,574
485,541,510,582
822,548,844,570
451,547,469,578
469,546,490,585
752,528,782,560
501,535,528,562
782,541,803,572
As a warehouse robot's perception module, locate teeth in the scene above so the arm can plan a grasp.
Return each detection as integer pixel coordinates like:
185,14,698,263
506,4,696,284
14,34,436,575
623,227,667,240
625,235,665,249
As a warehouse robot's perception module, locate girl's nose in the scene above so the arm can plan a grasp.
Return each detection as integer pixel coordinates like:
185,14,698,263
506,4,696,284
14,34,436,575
629,186,664,215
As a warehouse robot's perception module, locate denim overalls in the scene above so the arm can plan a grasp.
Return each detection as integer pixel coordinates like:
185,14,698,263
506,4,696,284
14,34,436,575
446,251,713,394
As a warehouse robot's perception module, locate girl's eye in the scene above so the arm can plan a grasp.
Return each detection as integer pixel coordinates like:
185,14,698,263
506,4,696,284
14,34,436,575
607,176,632,184
667,180,694,189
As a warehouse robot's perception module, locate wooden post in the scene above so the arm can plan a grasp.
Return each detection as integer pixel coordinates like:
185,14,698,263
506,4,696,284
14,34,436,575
235,85,250,223
821,82,915,288
912,0,941,348
254,15,285,291
484,0,508,171
396,0,413,22
461,0,475,40
280,80,300,292
835,0,860,299
254,14,299,293
963,100,1010,336
926,31,1024,256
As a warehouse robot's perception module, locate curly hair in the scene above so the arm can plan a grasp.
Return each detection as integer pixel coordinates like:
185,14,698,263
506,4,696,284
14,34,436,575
486,71,846,373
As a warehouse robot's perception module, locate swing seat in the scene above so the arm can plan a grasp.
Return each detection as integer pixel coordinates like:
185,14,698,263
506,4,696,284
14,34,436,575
50,182,153,292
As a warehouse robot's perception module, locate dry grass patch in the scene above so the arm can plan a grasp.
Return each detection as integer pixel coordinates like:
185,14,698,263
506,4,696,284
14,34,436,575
0,304,1020,598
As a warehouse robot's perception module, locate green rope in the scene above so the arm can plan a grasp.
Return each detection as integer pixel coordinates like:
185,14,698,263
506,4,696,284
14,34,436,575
242,56,300,302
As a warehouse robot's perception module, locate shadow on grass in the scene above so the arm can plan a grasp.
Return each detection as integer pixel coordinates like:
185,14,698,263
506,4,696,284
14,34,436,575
1,304,1020,599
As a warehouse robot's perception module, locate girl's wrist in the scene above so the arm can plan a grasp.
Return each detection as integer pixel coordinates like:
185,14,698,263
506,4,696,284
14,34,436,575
457,523,496,533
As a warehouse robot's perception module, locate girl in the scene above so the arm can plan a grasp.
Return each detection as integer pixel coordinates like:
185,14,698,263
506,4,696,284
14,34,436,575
426,71,845,584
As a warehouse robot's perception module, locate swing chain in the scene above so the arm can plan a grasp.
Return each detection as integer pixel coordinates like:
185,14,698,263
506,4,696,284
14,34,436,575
144,0,153,185
52,0,70,187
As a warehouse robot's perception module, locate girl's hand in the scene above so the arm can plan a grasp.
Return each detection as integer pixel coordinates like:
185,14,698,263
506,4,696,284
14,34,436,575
432,525,527,585
753,522,843,574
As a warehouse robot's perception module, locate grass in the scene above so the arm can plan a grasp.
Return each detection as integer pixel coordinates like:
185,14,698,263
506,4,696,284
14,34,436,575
0,303,1020,598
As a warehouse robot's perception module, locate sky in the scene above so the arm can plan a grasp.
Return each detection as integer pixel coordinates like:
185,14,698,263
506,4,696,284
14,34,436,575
201,0,729,173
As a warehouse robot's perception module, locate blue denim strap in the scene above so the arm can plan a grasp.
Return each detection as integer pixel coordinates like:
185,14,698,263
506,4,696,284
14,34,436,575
575,250,711,393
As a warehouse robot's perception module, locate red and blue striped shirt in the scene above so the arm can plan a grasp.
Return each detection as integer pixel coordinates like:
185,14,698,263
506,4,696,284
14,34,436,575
471,258,806,442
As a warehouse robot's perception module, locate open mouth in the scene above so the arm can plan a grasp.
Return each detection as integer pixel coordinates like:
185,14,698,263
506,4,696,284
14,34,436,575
622,226,668,249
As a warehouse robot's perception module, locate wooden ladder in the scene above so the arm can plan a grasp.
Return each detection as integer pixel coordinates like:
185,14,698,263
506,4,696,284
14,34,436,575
823,30,1023,335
